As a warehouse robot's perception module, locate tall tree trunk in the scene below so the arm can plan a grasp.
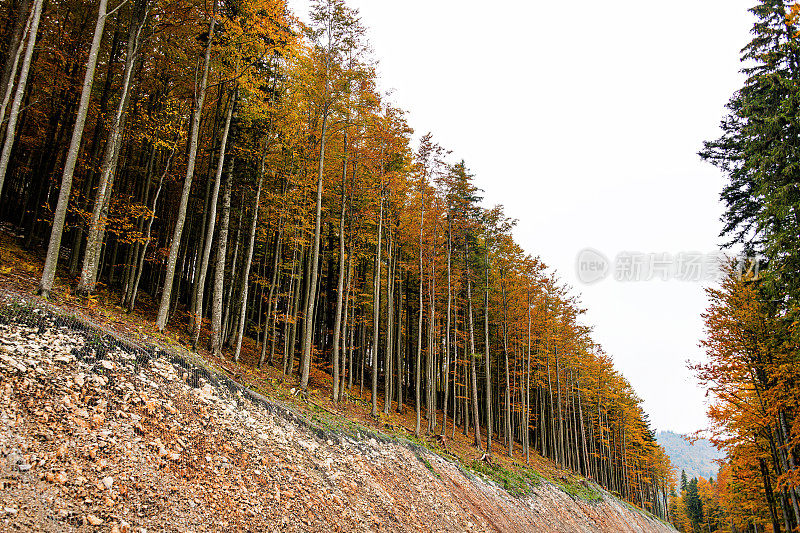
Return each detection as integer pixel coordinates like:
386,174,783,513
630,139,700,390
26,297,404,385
127,140,177,313
222,195,244,344
191,87,235,345
282,243,299,374
370,189,384,417
576,372,590,477
331,129,348,401
156,1,216,330
555,345,564,465
415,181,424,437
524,284,531,463
38,0,106,297
441,216,451,436
0,0,42,198
123,146,157,305
395,266,403,413
76,0,149,296
233,146,265,362
501,271,512,457
339,229,354,394
466,245,482,449
0,0,32,142
299,107,329,390
284,244,303,375
484,244,492,454
548,345,556,462
384,228,394,415
210,154,234,356
427,236,436,433
260,210,284,366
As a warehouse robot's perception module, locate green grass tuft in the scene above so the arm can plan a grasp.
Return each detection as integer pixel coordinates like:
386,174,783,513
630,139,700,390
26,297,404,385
550,475,603,501
469,460,541,497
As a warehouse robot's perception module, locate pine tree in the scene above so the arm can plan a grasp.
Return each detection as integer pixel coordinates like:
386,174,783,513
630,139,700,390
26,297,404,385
700,0,800,304
684,478,704,531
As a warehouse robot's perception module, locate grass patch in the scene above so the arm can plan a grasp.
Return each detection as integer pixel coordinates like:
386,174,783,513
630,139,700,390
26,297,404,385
469,460,541,497
551,474,603,501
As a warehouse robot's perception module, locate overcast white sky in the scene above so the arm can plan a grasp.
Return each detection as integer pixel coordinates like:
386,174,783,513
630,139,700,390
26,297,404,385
291,0,754,433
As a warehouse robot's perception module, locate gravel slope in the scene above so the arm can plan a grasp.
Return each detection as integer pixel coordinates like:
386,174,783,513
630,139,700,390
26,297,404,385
0,304,675,532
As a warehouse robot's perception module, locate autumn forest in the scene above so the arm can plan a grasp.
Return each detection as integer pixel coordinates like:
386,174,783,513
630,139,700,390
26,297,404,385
0,0,799,530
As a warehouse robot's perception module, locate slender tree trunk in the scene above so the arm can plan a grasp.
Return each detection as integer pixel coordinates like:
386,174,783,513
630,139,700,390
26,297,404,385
484,244,492,454
548,333,557,461
395,266,404,413
466,245,482,449
331,130,348,400
128,141,177,313
415,181,424,437
555,345,564,465
0,0,32,143
210,155,234,356
370,189,384,417
261,210,284,366
156,2,216,330
123,147,157,305
233,147,265,362
77,1,150,296
778,411,800,525
427,237,437,433
525,284,531,463
299,107,329,390
452,304,459,438
279,246,294,372
0,0,43,198
38,0,106,297
576,373,590,477
191,85,225,321
339,230,353,394
442,216,451,435
285,244,304,375
222,196,244,344
501,271,512,457
192,87,235,345
384,229,394,415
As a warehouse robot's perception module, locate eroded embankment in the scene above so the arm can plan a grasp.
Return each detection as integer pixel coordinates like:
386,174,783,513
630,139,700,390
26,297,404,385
0,301,674,532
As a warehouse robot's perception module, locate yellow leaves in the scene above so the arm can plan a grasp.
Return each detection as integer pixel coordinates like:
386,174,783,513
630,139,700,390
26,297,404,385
789,3,800,28
2,261,37,275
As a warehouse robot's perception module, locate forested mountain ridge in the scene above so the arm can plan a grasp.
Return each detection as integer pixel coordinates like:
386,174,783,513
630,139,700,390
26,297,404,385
0,0,672,524
656,431,722,481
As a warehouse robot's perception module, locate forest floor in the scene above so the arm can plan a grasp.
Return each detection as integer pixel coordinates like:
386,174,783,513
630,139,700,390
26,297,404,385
0,229,675,532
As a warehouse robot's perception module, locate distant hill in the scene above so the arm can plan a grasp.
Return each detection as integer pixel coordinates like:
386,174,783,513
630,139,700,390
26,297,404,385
657,430,724,481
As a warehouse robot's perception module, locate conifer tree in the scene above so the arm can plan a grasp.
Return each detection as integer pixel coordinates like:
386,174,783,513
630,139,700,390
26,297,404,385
701,0,800,304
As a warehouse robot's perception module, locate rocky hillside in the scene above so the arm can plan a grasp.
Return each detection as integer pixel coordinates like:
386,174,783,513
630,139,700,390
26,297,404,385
0,297,674,532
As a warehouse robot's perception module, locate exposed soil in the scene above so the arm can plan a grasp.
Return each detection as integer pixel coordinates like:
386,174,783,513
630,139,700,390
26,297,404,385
0,295,675,532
